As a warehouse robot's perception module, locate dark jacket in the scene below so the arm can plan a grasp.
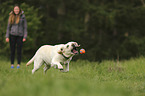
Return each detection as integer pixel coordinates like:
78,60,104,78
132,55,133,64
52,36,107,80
6,12,27,39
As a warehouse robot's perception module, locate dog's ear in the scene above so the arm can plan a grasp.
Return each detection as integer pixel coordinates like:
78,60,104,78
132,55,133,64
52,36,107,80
58,48,63,54
72,43,80,47
75,42,80,47
78,45,80,47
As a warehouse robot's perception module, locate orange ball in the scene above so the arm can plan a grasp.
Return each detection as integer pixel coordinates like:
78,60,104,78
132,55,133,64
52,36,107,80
80,49,85,54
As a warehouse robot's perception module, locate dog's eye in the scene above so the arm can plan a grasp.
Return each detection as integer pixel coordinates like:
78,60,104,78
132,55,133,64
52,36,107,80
67,45,69,48
72,44,75,47
61,48,63,51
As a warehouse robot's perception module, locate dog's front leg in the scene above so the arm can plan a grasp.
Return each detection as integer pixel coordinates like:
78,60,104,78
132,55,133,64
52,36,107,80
65,63,69,72
51,61,63,70
60,62,69,72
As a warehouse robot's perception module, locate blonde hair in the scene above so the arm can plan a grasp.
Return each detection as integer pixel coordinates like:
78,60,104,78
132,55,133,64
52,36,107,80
8,13,20,24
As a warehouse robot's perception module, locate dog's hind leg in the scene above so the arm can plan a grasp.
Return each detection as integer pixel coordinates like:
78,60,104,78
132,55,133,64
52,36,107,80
32,59,44,74
43,64,51,74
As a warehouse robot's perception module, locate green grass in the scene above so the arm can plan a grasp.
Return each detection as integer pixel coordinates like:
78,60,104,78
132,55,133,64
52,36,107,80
0,57,144,96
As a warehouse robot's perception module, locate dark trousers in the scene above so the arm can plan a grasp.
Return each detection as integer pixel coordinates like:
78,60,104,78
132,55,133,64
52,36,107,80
9,35,23,65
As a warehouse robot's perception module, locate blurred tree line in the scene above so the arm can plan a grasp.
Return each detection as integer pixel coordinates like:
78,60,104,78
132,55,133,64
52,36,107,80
1,0,145,61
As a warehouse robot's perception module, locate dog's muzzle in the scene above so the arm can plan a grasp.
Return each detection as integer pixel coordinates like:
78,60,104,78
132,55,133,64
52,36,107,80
71,44,80,54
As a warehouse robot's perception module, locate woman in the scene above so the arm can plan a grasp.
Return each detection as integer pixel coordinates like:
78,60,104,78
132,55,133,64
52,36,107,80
6,4,27,68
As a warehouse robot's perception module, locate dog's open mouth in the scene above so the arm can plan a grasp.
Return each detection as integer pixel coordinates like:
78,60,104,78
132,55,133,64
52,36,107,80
72,47,79,54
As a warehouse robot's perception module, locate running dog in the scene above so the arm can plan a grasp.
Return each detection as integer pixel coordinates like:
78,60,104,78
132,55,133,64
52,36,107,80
26,42,80,74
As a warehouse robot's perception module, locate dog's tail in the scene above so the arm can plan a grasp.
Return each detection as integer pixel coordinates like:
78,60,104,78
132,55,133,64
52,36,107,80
26,56,35,66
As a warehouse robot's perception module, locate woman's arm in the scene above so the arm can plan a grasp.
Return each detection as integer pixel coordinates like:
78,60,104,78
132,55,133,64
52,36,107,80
6,22,11,42
23,15,27,39
6,22,11,38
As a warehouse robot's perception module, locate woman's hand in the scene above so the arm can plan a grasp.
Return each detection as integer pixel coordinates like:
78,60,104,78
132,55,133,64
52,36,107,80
23,38,26,42
6,38,9,42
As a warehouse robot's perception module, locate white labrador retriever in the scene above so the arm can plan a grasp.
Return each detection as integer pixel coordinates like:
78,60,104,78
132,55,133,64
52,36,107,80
26,41,80,74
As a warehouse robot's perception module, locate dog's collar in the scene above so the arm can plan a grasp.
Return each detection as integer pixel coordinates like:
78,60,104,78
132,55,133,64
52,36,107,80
61,53,71,59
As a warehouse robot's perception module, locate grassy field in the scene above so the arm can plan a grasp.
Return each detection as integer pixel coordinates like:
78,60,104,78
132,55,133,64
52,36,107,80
0,57,144,96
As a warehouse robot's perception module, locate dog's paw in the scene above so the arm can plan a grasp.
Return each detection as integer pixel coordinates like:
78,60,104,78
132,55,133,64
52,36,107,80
60,69,68,72
58,65,63,69
59,68,63,71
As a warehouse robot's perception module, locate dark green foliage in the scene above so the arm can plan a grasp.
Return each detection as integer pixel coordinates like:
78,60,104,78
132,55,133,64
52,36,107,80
1,0,145,61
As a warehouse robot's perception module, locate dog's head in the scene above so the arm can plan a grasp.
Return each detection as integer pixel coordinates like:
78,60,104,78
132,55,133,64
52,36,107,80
58,42,80,56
